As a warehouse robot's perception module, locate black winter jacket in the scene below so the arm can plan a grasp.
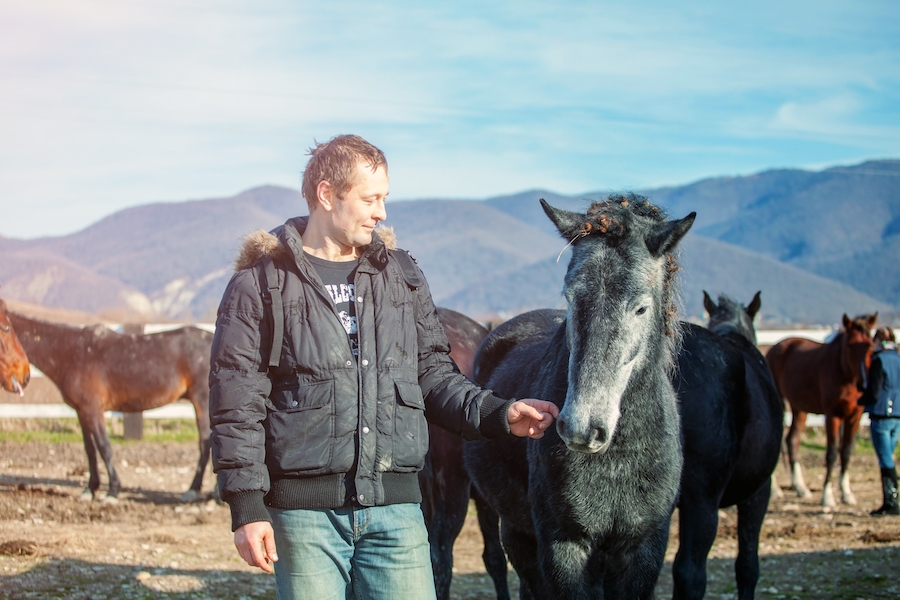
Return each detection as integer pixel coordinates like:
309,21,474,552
209,217,511,530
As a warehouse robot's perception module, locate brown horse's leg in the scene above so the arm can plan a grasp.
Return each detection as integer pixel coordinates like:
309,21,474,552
75,409,101,501
422,429,471,600
822,415,842,507
473,486,511,600
838,408,863,505
786,410,812,498
182,387,212,502
93,415,120,501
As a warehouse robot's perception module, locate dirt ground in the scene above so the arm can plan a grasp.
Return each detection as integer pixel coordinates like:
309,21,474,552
1,411,900,599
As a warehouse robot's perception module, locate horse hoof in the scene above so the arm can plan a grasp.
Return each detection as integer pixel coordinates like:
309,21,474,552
79,489,93,502
102,495,120,504
843,495,858,506
180,490,199,503
793,489,812,499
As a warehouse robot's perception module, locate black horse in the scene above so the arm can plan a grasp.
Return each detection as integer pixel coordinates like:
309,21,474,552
465,196,694,599
671,292,783,599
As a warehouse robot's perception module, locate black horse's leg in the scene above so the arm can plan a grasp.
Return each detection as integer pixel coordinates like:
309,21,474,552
93,415,120,499
182,388,212,501
838,410,862,505
75,408,101,500
822,415,841,507
501,524,540,600
673,496,720,600
473,486,511,600
786,410,812,498
734,479,770,600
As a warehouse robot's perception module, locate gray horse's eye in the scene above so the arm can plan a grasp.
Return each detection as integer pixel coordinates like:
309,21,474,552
635,306,648,316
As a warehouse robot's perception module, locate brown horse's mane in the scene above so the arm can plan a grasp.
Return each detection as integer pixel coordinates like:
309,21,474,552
844,313,877,339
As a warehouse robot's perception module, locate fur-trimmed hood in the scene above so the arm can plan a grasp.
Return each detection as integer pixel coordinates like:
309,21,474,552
233,218,397,271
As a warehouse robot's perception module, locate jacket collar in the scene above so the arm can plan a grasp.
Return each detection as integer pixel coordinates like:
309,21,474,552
279,216,390,273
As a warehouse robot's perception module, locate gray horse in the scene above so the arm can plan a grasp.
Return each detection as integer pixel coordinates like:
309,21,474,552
465,196,694,599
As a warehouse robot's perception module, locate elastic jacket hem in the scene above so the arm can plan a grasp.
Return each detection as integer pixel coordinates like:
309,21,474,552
227,490,271,532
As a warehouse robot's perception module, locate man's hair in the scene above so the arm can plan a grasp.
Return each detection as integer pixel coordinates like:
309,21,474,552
301,134,388,209
874,326,896,347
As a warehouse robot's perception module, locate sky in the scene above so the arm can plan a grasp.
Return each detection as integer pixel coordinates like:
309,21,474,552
1,0,898,239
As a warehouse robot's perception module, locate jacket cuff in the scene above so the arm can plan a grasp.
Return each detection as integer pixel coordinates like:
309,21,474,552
225,491,272,532
478,394,514,439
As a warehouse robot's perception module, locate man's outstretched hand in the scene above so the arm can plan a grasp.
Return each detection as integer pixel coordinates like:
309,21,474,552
507,399,559,439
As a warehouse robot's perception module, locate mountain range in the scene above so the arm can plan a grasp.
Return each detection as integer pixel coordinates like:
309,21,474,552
1,159,898,327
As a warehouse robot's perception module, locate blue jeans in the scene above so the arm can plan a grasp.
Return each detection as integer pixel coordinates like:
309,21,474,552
269,503,436,600
870,418,900,469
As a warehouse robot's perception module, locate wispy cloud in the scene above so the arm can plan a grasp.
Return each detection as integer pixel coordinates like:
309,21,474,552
0,0,898,238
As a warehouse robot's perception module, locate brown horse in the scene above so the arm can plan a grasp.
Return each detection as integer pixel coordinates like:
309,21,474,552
766,313,877,507
0,299,30,396
419,307,490,600
8,310,213,502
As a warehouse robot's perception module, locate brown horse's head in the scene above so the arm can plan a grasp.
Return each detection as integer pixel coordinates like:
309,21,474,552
0,299,30,396
842,312,877,389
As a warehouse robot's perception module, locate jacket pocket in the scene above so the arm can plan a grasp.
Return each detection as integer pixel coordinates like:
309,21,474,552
265,379,334,472
392,380,429,470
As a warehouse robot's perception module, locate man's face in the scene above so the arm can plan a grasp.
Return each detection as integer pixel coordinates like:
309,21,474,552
329,161,389,249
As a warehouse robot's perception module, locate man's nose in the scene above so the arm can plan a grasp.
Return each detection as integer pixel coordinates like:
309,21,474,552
373,200,387,221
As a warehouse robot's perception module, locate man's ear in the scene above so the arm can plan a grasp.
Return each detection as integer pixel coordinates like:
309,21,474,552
316,180,335,212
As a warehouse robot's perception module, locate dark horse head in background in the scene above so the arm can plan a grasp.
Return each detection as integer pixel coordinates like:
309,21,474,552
465,195,694,599
766,312,877,507
0,298,30,396
704,290,762,344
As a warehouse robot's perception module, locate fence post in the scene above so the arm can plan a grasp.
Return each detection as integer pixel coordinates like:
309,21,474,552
122,323,145,440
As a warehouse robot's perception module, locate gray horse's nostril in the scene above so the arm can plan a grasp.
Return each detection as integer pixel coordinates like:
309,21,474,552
593,427,608,447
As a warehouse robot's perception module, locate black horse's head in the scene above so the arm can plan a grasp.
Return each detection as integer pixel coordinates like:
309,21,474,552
703,291,762,345
541,195,695,454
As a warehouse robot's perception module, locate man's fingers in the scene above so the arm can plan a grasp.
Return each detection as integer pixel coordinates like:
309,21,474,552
264,532,279,563
249,544,274,573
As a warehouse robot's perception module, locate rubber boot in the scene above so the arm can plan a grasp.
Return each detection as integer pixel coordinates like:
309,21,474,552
871,467,900,516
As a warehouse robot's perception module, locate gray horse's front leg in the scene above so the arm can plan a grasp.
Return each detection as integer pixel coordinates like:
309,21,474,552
538,535,600,599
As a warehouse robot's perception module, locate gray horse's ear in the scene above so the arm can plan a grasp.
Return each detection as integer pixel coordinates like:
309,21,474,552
541,199,585,239
703,291,716,316
747,291,762,319
645,212,696,257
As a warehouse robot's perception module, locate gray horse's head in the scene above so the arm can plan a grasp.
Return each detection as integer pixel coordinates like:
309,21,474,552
703,291,761,345
542,195,695,454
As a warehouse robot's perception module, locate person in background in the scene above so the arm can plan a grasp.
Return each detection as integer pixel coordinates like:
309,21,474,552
208,134,559,599
860,326,900,516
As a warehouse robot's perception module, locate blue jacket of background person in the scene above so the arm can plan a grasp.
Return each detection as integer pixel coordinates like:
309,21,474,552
860,342,900,418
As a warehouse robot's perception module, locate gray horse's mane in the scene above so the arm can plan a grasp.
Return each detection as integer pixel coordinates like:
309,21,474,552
572,193,683,343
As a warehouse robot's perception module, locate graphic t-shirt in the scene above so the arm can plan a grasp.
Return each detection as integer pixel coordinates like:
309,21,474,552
305,252,360,356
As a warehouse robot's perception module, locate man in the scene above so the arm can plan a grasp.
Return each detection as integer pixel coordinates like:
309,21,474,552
209,134,558,599
860,326,900,516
